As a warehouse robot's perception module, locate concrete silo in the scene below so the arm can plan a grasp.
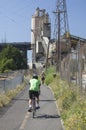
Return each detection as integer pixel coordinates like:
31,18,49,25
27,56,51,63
31,7,51,62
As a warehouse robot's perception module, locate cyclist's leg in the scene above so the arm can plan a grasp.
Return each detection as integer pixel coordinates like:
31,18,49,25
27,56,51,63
28,90,33,111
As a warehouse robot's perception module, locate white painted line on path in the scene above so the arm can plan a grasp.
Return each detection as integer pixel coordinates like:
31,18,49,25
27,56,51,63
19,112,30,130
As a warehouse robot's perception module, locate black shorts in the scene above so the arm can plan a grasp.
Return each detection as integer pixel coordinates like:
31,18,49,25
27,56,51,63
29,90,39,99
41,77,45,81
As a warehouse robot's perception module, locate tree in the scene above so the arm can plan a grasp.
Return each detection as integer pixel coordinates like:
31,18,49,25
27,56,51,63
0,45,26,72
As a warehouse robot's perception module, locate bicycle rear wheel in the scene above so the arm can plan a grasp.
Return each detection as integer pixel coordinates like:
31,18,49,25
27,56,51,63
32,96,36,118
33,110,35,118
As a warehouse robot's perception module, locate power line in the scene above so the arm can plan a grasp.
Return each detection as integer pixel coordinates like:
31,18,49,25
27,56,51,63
0,8,29,31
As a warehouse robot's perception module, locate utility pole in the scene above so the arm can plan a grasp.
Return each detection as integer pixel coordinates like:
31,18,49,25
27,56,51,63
53,0,70,73
77,40,82,89
45,37,50,69
57,11,61,72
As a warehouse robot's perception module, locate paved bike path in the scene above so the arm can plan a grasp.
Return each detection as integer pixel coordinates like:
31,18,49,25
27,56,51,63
0,84,64,130
24,84,64,130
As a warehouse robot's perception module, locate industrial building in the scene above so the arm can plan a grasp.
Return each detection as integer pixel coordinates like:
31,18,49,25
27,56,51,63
31,7,51,63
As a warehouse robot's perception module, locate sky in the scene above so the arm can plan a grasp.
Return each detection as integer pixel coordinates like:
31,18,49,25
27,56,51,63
0,0,86,62
0,0,86,43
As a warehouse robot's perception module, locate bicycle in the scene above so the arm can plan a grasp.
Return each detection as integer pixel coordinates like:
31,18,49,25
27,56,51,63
32,94,36,118
41,76,45,84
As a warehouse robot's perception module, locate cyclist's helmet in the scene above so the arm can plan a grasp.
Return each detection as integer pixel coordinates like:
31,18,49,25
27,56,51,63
33,74,38,79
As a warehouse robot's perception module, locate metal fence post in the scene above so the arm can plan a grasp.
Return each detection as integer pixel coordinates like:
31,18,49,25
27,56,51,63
4,79,6,93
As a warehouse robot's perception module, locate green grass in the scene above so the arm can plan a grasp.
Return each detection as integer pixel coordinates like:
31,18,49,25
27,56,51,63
45,66,86,130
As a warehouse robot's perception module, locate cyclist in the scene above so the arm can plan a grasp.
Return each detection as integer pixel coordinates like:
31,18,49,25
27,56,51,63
41,71,45,84
28,74,41,112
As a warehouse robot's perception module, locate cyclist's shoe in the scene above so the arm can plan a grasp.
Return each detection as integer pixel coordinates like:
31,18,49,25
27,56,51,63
28,107,32,112
36,106,40,109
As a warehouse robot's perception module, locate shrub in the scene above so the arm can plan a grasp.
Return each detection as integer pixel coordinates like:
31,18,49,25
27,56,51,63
45,66,56,85
0,94,10,107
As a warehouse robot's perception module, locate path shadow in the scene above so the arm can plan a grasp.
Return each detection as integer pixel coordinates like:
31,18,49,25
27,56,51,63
12,98,28,102
35,113,60,119
40,99,56,102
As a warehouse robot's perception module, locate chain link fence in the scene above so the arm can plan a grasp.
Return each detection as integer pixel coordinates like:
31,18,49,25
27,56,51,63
0,70,25,93
60,42,86,90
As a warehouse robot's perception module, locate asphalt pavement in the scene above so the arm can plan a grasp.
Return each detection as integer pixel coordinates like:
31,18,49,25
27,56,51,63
0,84,64,130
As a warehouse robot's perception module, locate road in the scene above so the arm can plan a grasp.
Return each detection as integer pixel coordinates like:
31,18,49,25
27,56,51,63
0,84,64,130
